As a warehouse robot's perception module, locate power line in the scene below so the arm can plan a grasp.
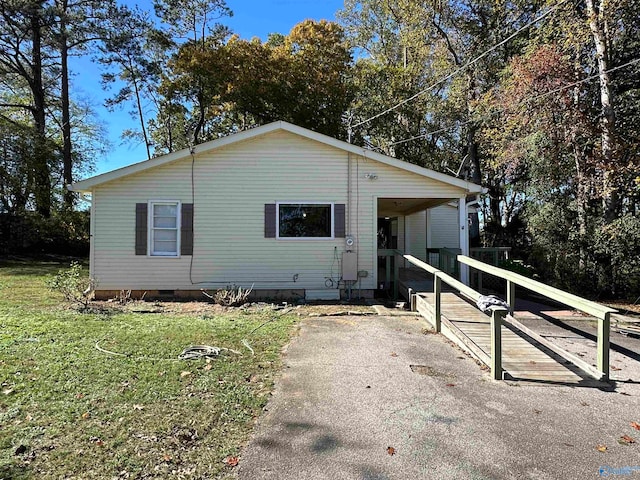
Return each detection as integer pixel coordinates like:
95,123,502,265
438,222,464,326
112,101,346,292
529,57,640,104
351,0,572,130
377,57,640,149
386,119,475,147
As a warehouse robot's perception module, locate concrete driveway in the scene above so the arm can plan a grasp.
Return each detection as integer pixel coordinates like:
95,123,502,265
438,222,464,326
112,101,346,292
237,314,640,479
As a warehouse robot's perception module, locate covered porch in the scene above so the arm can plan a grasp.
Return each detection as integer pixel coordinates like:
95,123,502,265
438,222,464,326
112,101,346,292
375,195,473,299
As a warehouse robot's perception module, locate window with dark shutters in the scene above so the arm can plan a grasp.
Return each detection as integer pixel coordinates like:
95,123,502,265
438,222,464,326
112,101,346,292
135,202,194,256
265,203,346,239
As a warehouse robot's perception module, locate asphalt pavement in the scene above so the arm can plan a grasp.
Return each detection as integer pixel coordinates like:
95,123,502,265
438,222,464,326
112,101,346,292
237,314,640,480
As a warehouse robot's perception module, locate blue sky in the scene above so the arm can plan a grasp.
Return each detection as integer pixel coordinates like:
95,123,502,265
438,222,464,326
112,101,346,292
81,0,345,176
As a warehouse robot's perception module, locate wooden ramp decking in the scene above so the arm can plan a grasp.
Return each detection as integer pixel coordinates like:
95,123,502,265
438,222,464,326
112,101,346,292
416,292,595,385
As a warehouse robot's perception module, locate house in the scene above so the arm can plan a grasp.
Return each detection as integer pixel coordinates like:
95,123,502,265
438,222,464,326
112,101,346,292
70,121,482,300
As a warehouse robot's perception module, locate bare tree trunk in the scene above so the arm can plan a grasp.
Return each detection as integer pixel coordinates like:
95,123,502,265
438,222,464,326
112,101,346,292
59,0,74,209
585,0,618,222
128,57,151,160
466,73,482,185
29,2,51,217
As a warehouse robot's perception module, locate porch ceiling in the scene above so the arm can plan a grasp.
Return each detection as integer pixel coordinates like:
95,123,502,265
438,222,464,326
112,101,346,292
378,197,455,217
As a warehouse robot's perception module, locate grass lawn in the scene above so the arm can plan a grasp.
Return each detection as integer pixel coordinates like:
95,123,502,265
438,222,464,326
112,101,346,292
0,259,298,479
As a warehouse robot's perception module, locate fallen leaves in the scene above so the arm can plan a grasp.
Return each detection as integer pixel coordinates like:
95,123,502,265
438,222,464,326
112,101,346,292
618,435,635,445
596,444,607,452
387,446,396,456
89,437,104,447
180,371,192,378
81,412,90,420
224,456,239,467
132,404,144,411
390,352,398,357
445,383,455,387
631,422,640,431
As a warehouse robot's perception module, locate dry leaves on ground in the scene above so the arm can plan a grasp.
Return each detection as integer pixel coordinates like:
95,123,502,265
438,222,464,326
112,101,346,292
619,435,635,445
224,456,239,467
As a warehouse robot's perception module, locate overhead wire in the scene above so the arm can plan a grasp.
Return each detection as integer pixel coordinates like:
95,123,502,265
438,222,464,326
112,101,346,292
351,0,572,130
368,57,640,151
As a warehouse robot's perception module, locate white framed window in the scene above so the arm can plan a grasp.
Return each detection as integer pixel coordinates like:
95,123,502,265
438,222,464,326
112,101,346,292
276,202,334,240
149,201,181,256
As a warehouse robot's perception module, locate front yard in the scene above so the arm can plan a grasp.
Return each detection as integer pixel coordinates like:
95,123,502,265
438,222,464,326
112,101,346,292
0,260,298,479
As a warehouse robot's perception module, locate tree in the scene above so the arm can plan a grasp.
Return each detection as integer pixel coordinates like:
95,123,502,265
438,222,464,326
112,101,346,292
99,5,169,160
0,0,54,216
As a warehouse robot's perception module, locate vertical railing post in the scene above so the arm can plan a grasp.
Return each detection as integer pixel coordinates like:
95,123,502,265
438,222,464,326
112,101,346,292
491,308,505,380
434,274,442,333
385,255,391,289
408,288,416,311
393,253,399,300
597,312,611,381
507,280,516,316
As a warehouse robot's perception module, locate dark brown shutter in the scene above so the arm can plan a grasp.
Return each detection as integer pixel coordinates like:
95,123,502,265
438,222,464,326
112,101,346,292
334,204,346,238
135,203,147,255
264,204,276,238
181,203,194,255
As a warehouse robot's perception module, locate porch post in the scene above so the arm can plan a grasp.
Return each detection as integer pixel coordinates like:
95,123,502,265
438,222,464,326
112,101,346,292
458,195,469,285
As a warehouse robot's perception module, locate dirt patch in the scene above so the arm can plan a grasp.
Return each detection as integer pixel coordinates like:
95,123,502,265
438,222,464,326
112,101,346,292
90,299,376,317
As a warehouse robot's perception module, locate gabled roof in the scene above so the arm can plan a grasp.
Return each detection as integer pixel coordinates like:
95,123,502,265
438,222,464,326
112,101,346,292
70,121,483,193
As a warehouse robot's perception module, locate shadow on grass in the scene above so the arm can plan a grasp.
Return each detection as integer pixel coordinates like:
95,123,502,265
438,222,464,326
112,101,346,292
0,257,88,277
0,462,32,480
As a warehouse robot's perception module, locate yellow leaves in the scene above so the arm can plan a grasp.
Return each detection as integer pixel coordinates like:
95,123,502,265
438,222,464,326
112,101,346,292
180,371,192,378
596,444,607,452
81,412,90,420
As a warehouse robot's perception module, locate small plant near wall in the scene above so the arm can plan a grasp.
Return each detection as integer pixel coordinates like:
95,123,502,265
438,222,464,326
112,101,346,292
202,284,253,307
47,261,96,310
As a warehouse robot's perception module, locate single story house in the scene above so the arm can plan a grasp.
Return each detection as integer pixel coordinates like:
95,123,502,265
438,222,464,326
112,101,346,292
70,121,482,300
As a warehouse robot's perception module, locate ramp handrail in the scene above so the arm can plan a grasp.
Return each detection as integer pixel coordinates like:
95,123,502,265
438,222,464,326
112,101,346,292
457,255,616,381
404,254,507,380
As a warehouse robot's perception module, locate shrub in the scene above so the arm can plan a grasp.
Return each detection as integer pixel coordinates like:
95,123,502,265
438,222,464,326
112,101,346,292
47,262,96,310
202,284,253,307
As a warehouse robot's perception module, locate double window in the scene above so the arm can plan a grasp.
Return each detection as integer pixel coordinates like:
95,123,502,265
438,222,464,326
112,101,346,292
150,201,180,256
277,203,334,239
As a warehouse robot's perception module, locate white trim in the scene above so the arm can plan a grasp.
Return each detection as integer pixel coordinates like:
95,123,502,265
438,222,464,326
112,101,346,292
148,200,181,257
372,196,378,289
275,202,335,240
458,195,469,284
70,121,483,194
89,193,95,279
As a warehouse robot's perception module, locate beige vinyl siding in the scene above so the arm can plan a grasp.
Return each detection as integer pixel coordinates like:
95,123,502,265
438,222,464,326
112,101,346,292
92,130,466,291
405,211,427,261
428,204,460,249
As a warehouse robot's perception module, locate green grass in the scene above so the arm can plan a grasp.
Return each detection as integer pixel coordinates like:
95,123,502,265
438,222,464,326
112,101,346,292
0,260,297,479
